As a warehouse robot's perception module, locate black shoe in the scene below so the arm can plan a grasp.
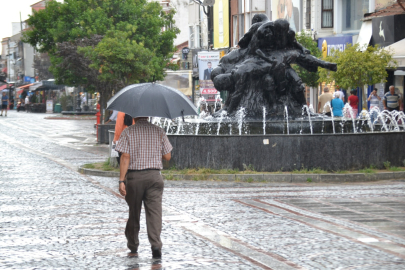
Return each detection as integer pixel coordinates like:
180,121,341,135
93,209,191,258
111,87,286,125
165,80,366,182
151,247,161,259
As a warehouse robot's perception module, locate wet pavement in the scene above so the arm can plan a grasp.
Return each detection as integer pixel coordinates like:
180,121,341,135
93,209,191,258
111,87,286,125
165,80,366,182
1,111,405,269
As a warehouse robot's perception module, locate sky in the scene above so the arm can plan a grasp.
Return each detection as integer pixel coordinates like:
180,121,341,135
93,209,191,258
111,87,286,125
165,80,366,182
1,0,35,42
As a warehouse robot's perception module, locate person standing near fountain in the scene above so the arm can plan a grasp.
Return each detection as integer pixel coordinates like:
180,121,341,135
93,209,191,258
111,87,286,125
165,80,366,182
318,87,333,116
335,86,345,103
347,90,359,118
368,88,381,123
383,85,403,112
331,91,344,117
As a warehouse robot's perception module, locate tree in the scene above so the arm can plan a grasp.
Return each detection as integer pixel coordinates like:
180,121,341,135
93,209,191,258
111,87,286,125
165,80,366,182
23,0,179,105
293,31,321,87
318,43,397,90
33,53,53,80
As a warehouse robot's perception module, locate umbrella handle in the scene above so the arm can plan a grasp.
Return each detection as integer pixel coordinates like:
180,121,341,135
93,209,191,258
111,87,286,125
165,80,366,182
181,110,185,122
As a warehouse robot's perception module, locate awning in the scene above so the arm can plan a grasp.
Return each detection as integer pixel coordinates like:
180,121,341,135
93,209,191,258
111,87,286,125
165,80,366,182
385,38,405,68
357,21,372,51
28,80,64,91
386,38,405,57
0,84,7,91
29,82,43,91
17,83,36,91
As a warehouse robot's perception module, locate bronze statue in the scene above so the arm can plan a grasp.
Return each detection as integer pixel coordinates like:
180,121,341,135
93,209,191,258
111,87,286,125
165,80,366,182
211,16,337,118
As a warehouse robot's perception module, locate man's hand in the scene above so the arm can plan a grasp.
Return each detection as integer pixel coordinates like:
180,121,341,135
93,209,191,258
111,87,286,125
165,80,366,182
119,182,126,196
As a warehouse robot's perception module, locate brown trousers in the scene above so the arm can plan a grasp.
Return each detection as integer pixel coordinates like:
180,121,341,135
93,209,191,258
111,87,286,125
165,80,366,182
125,170,164,251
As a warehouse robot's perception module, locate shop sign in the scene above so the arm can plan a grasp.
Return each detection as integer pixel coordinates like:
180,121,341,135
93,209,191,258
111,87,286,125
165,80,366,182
317,36,352,56
370,14,405,47
201,88,218,95
182,47,190,60
198,51,220,89
46,100,53,113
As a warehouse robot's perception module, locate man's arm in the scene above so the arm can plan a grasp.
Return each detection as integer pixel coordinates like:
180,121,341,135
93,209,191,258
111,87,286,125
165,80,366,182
119,153,130,196
318,101,321,113
383,99,387,109
162,152,171,161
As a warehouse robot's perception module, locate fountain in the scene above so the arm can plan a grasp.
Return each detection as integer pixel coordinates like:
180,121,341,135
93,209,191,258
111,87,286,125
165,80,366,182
163,16,405,172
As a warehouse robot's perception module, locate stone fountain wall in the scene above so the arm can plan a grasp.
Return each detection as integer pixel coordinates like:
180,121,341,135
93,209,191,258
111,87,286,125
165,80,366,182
166,132,405,172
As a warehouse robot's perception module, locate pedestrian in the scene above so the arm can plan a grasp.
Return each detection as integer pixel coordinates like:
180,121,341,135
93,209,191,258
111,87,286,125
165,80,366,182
318,87,333,116
383,85,403,112
330,91,344,117
116,117,172,259
105,110,119,124
335,86,345,103
347,89,359,118
113,112,135,164
367,88,381,123
25,95,29,105
1,92,9,116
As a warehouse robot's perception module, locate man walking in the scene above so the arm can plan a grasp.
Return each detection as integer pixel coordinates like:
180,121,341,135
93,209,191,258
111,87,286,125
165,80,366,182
1,92,9,116
116,117,172,259
318,87,333,116
383,85,402,112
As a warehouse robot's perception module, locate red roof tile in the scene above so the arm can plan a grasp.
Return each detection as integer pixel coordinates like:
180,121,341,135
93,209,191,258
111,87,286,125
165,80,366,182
365,1,405,19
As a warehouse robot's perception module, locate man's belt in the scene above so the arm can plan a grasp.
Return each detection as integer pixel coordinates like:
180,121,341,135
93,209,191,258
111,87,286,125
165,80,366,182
128,169,160,172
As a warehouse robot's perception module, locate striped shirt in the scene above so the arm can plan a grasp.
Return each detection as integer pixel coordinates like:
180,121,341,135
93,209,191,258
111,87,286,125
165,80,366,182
384,92,400,108
369,95,380,108
116,119,173,170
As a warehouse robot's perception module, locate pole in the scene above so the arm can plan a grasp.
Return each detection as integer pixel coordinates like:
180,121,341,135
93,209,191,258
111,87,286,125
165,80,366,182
20,12,24,79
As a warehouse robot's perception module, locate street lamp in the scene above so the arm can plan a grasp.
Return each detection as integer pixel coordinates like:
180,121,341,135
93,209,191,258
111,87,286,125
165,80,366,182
75,88,82,112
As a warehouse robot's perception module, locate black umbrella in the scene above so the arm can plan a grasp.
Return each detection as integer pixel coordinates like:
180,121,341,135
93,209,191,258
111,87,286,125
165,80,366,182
106,83,198,119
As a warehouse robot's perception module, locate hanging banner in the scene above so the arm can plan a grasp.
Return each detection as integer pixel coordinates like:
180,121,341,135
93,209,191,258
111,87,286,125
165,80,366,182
198,51,220,100
213,0,229,48
272,0,302,32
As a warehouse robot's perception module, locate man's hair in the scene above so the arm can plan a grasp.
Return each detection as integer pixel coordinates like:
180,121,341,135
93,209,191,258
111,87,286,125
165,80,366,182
207,62,211,65
389,85,394,90
373,88,377,91
323,87,329,92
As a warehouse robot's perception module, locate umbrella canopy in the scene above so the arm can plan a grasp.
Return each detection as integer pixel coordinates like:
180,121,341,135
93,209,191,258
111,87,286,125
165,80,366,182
107,83,198,119
2,89,9,93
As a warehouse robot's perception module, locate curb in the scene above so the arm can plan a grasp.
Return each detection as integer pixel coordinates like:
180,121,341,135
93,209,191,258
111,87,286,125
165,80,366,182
78,166,405,183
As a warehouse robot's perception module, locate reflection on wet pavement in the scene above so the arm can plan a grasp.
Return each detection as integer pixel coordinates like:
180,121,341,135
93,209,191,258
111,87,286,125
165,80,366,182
1,111,405,269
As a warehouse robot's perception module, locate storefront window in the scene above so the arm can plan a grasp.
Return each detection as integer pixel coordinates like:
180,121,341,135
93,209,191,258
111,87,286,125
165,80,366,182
342,0,369,32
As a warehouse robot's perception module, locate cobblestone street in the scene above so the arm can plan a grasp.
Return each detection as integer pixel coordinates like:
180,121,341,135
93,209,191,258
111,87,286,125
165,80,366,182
1,111,405,269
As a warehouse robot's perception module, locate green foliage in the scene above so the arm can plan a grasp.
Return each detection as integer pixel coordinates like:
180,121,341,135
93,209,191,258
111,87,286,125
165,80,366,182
306,178,313,183
23,0,179,93
293,31,322,87
383,161,391,170
59,94,73,111
83,163,95,169
318,43,397,89
359,167,376,174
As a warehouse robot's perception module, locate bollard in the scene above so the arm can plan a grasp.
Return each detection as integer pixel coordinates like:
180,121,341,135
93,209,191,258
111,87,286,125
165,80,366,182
96,103,101,139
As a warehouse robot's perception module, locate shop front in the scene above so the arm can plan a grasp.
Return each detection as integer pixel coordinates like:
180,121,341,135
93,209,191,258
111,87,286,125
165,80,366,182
201,88,221,113
316,35,354,111
368,13,405,111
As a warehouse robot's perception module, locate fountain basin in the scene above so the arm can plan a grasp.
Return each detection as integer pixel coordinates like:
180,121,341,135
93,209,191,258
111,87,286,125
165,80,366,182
170,119,388,135
166,132,405,172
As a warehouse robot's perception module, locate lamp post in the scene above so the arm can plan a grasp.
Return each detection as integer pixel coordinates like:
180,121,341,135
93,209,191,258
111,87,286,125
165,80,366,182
75,88,82,112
